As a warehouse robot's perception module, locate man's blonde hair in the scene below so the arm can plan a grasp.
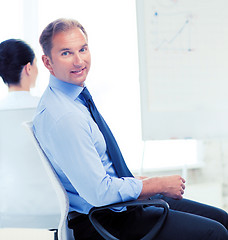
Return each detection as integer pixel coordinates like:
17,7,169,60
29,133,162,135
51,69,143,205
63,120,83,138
39,18,88,58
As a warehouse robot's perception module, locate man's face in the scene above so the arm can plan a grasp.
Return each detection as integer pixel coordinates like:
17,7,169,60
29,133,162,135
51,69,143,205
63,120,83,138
42,27,91,86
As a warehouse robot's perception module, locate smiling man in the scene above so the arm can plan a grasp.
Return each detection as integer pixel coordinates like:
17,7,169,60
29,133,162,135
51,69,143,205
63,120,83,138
33,18,228,239
41,24,90,86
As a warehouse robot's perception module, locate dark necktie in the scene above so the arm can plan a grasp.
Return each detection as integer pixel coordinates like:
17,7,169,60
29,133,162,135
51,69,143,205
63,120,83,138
80,87,133,178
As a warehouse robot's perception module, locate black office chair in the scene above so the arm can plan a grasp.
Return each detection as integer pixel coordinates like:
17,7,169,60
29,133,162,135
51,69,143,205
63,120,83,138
84,198,169,240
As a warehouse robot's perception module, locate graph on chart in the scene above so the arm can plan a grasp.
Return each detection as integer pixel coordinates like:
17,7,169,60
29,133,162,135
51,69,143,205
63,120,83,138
145,2,196,52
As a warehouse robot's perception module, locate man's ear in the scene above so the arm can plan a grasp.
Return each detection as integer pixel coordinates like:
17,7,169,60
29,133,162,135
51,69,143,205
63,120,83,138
42,55,54,74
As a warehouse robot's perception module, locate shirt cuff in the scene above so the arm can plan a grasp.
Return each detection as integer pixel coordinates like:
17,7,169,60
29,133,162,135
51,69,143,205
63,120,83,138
118,177,143,202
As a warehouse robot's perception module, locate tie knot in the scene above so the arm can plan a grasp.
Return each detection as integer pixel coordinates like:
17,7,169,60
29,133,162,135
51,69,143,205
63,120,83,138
81,87,92,102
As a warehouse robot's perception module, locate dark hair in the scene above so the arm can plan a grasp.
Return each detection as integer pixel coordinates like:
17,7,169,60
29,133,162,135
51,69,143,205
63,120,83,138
0,39,35,85
39,18,87,58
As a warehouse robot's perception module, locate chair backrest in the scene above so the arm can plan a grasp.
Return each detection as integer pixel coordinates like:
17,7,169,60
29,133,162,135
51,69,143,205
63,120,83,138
23,121,74,240
0,108,60,229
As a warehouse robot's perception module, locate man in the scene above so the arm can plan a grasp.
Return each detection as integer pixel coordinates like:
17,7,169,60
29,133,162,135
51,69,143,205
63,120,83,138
33,18,228,239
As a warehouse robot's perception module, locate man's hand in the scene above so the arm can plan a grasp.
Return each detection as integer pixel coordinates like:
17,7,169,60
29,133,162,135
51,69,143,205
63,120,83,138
139,175,186,200
135,176,149,180
159,175,186,200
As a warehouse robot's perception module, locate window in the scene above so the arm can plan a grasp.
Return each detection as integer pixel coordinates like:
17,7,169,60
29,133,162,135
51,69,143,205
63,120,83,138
142,139,202,172
0,0,23,100
0,0,200,173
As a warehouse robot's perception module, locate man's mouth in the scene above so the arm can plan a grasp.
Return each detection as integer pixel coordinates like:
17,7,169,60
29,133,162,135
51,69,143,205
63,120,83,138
71,67,86,75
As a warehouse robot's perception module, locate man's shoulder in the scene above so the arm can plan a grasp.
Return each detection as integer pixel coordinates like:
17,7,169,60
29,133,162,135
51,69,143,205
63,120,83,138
36,86,85,124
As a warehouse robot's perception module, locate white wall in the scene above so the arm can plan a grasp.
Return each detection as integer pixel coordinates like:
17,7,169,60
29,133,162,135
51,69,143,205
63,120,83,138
0,0,227,210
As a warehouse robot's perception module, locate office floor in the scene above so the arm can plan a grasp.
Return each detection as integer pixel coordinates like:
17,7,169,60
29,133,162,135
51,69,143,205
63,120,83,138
0,229,54,240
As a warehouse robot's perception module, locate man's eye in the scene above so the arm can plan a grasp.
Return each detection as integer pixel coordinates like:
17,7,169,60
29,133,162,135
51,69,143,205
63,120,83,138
80,48,86,53
62,51,70,56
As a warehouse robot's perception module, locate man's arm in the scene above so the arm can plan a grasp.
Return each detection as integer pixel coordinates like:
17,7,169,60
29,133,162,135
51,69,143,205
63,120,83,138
35,108,142,207
138,175,186,200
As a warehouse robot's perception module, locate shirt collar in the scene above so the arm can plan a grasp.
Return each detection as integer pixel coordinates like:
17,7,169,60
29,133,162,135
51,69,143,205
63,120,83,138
49,74,84,100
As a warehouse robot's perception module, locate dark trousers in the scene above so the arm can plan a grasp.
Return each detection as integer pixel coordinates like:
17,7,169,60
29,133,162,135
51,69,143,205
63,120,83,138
68,196,228,240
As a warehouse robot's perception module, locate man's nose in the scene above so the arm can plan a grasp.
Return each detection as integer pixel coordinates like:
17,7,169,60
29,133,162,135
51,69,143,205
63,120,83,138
73,53,83,67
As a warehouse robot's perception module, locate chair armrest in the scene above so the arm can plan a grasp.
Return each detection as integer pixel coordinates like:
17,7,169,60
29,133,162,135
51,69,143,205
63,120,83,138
89,199,169,240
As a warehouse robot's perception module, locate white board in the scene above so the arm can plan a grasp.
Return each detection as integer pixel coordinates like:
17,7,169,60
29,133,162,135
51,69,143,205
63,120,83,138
136,0,228,140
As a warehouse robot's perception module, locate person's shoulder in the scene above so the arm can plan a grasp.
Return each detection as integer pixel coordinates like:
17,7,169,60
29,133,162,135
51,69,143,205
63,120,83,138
0,97,9,110
37,87,83,123
23,94,40,108
0,92,40,110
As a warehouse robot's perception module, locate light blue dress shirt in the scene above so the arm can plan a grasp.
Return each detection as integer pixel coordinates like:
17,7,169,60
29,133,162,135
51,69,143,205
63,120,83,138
33,75,142,214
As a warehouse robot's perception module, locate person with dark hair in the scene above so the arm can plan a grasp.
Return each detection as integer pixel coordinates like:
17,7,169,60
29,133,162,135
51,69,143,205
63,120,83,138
33,18,228,239
0,39,39,109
